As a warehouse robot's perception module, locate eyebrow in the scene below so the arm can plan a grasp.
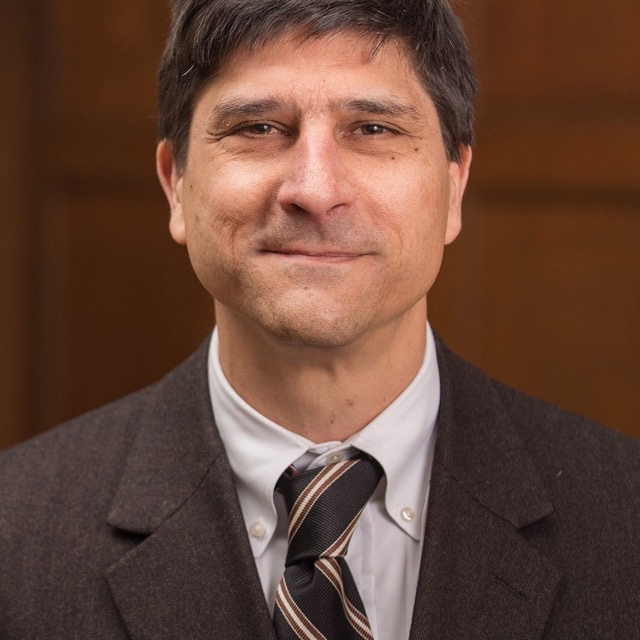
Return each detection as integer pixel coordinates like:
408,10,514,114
334,97,421,121
205,95,421,129
206,97,297,129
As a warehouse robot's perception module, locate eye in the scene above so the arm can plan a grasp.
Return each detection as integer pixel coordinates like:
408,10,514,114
359,124,390,135
243,123,276,135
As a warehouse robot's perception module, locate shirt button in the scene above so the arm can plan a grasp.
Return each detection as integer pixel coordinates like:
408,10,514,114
250,521,267,539
326,452,345,464
401,507,416,523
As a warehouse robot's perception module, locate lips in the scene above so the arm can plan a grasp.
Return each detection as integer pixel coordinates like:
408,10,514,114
267,249,362,258
260,247,367,263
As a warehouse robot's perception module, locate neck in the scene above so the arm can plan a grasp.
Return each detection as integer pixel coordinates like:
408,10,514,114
215,302,428,443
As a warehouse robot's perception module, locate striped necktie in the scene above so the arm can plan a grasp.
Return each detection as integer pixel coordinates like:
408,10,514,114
273,455,384,640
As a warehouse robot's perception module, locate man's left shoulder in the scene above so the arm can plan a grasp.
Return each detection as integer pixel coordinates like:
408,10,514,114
432,338,640,637
436,335,640,473
491,372,640,480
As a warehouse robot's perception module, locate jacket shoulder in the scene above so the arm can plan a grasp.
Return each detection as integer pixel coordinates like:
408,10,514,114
436,336,640,472
433,338,640,634
0,338,211,516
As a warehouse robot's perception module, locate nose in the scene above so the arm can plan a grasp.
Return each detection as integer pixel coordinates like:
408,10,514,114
276,129,352,221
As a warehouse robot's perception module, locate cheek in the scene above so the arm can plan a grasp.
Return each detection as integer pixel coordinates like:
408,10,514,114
374,172,451,302
384,168,451,258
179,177,241,292
179,163,278,293
182,166,256,247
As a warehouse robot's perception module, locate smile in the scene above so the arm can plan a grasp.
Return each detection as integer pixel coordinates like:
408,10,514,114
262,250,366,263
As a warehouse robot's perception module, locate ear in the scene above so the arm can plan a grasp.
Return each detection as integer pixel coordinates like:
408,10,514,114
444,145,472,245
156,139,186,245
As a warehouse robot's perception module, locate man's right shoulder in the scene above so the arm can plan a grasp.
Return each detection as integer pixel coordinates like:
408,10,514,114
0,383,159,509
0,336,213,503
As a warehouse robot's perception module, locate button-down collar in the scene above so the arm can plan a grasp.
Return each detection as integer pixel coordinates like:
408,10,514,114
208,324,440,556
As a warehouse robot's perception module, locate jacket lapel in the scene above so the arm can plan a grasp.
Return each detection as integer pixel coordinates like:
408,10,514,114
100,333,562,639
410,339,562,640
103,341,277,640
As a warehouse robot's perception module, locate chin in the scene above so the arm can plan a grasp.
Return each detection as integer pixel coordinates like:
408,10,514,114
256,309,369,350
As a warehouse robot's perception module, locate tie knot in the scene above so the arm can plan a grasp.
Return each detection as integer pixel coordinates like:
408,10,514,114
277,455,383,564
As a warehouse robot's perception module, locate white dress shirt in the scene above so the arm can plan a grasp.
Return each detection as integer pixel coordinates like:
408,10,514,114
208,325,440,640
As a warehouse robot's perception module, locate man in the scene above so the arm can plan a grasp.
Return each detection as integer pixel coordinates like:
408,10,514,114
1,1,639,638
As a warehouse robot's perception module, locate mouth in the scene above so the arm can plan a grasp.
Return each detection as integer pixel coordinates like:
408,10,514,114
261,248,367,263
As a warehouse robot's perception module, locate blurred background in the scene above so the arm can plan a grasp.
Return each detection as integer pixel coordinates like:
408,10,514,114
1,0,639,450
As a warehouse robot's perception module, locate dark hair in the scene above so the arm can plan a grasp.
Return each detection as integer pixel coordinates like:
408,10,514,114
158,0,477,167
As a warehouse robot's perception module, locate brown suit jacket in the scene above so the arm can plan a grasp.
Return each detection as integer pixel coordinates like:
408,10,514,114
1,336,639,639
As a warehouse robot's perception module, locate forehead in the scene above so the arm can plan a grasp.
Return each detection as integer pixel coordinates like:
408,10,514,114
226,29,415,70
195,30,433,116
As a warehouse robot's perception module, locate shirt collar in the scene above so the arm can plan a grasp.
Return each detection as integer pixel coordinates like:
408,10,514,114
208,325,440,555
350,325,439,540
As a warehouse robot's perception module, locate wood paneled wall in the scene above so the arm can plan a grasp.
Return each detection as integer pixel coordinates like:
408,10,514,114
1,0,213,449
431,0,640,436
0,0,40,446
1,0,638,449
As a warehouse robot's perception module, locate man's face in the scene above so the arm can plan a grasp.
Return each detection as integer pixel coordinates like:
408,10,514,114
158,32,470,349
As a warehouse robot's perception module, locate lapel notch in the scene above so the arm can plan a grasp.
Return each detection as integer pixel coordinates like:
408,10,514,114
409,339,562,639
102,341,276,640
